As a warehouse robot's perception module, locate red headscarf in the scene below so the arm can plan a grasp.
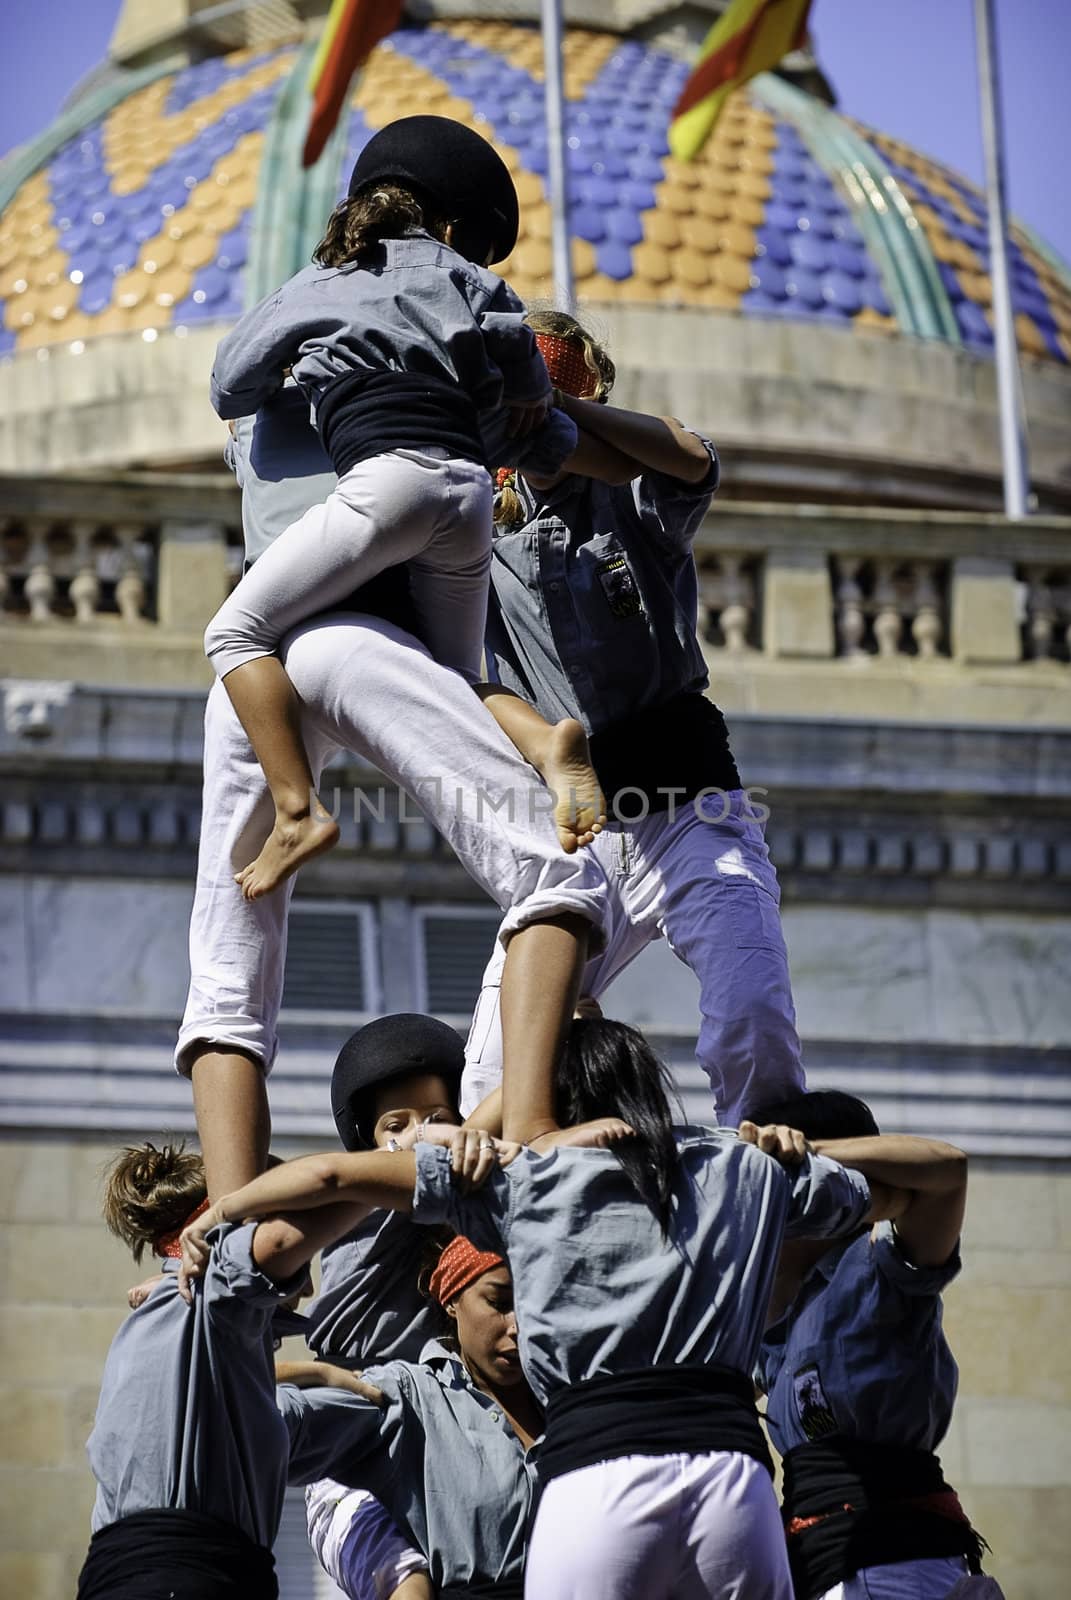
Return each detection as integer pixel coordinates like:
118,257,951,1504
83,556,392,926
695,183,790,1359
429,1235,505,1305
154,1196,211,1259
534,331,600,399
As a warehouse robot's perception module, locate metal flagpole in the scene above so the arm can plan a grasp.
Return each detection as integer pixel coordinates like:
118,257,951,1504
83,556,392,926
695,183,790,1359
541,0,574,308
974,0,1030,519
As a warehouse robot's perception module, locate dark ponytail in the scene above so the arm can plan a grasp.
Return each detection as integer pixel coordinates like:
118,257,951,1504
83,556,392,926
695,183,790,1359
557,1019,681,1233
744,1089,880,1142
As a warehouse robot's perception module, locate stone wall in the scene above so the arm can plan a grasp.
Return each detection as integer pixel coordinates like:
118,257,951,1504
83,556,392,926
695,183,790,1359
0,1132,1067,1597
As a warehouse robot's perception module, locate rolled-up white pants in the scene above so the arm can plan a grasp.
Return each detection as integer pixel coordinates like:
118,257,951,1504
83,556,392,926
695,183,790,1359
462,790,804,1129
524,1450,792,1600
176,613,608,1074
205,448,493,684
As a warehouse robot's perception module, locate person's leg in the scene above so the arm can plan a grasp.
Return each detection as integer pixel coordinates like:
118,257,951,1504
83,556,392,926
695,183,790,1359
824,1559,976,1600
524,1457,680,1599
640,792,805,1127
282,614,609,947
678,1451,792,1599
205,453,481,899
498,912,589,1145
176,679,340,1198
459,829,653,1117
306,1482,431,1600
475,684,605,853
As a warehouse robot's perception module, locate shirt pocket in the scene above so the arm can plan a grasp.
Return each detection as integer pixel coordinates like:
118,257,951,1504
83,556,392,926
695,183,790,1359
574,535,648,632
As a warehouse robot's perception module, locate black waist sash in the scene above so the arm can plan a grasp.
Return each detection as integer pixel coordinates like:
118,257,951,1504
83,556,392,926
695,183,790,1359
316,367,485,476
77,1508,278,1600
441,1581,524,1599
538,1364,772,1484
589,692,741,813
782,1437,985,1600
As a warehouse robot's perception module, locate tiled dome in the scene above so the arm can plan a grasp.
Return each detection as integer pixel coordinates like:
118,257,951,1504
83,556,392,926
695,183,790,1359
1,18,1068,363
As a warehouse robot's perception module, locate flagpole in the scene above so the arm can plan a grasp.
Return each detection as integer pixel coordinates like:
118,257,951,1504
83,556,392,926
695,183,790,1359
540,0,574,308
974,0,1030,519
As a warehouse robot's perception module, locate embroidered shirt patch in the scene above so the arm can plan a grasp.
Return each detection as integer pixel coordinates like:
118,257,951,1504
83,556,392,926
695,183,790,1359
793,1362,838,1440
596,552,644,618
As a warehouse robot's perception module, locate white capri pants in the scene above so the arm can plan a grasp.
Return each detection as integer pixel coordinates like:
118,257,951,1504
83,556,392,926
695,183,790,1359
306,1480,428,1600
176,613,608,1073
524,1450,792,1600
204,448,493,684
462,790,805,1129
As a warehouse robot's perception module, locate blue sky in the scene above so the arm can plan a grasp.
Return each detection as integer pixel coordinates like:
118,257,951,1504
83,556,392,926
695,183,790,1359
2,0,1069,264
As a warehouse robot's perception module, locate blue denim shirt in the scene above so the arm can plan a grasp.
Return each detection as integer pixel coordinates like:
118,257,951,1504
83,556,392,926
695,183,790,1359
485,440,719,735
87,1223,305,1545
281,1341,535,1590
757,1221,961,1455
225,384,336,565
304,1208,441,1369
210,234,576,476
412,1130,870,1407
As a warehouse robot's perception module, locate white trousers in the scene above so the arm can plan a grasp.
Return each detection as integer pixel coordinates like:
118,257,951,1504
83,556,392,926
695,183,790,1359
306,1480,428,1600
820,1558,978,1600
524,1451,792,1600
176,614,608,1073
462,790,805,1128
204,448,493,683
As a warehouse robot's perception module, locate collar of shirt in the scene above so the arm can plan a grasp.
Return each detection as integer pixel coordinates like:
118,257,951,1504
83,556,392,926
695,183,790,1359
418,1340,544,1457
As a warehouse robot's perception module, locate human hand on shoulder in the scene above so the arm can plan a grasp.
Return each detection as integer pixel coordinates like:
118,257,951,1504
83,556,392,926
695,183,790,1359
126,1272,166,1310
178,1201,225,1302
506,393,552,439
275,1358,385,1404
738,1121,812,1166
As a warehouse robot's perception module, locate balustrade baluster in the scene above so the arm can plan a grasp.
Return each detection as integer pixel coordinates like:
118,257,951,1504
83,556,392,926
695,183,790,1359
23,519,55,624
718,555,753,654
911,560,943,660
872,559,902,658
69,522,101,624
114,523,147,623
834,556,867,657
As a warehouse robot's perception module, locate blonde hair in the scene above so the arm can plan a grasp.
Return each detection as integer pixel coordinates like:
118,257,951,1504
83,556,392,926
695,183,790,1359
525,308,616,402
314,182,448,268
101,1141,206,1263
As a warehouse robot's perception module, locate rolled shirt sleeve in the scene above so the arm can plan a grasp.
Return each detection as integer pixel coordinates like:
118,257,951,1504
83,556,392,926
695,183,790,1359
411,1143,510,1253
783,1153,871,1241
870,1220,962,1296
210,289,293,419
629,431,720,555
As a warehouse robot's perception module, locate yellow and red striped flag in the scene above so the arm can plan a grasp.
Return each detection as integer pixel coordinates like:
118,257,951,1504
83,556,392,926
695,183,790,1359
669,0,813,161
302,0,404,168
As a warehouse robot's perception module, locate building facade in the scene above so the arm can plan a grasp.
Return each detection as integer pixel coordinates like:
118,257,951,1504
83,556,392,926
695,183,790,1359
1,3,1069,1595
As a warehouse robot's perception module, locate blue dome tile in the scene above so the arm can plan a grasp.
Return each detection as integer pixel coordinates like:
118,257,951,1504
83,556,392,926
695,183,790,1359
590,151,631,179
784,266,824,307
606,208,644,246
595,238,633,280
937,262,964,300
627,154,664,184
788,232,828,270
620,180,657,212
576,175,618,208
822,270,862,313
764,201,799,234
79,272,114,315
754,227,793,266
748,259,787,299
570,205,606,243
829,240,866,277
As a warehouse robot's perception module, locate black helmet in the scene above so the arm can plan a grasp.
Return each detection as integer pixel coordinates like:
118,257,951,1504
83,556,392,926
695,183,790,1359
347,115,519,264
331,1012,465,1151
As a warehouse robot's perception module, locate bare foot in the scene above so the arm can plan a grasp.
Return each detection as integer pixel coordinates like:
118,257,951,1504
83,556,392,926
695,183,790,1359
234,810,339,900
540,719,606,853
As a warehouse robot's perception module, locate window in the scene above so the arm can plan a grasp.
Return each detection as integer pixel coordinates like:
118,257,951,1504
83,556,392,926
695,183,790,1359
281,901,380,1018
413,905,501,1016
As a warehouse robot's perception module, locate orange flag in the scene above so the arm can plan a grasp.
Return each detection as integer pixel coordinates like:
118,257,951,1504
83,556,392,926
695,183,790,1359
302,0,404,168
669,0,813,160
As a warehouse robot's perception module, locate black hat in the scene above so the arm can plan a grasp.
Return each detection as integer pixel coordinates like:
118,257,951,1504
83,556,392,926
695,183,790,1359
331,1013,465,1151
346,115,519,264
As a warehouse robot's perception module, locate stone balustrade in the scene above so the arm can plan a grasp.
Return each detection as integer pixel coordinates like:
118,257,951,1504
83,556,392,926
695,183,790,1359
1,472,1069,698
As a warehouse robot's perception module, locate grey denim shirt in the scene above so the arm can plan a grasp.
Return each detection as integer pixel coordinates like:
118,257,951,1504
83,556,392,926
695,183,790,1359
210,235,575,475
304,1208,442,1369
282,1341,536,1590
412,1130,871,1406
485,441,719,734
758,1221,962,1455
86,1223,305,1545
